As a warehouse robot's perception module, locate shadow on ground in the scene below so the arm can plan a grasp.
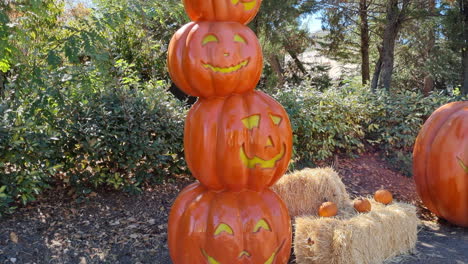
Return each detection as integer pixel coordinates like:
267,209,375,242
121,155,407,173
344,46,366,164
1,155,467,264
392,221,468,264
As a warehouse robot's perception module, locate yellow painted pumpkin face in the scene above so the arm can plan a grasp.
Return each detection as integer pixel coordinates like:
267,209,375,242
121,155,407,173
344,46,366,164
201,219,285,264
184,91,293,191
168,184,292,264
167,22,263,98
231,0,258,11
200,33,250,74
239,113,286,169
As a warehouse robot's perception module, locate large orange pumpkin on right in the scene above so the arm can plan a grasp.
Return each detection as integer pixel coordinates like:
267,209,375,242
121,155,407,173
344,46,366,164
413,101,468,227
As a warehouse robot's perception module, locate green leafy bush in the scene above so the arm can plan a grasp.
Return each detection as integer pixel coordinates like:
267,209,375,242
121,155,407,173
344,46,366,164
0,66,187,215
58,80,187,194
0,88,61,215
368,90,463,174
273,81,375,163
274,79,464,173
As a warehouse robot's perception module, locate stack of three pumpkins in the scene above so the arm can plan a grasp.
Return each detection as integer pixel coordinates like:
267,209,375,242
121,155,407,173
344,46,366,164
167,1,294,263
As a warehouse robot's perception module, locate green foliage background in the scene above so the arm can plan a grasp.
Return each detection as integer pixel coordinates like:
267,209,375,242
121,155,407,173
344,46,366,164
0,0,465,215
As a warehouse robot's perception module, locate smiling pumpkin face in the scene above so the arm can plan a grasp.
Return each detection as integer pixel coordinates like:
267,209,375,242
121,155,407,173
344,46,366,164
168,22,262,98
168,183,292,264
184,91,293,191
183,0,262,24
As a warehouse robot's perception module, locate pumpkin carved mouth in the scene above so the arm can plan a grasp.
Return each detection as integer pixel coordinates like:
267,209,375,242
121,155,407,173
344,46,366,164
239,143,286,169
201,239,285,264
231,0,257,11
202,59,249,74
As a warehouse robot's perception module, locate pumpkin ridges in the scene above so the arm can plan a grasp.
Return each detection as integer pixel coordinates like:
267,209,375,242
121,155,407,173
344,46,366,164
184,98,224,190
169,184,292,264
261,188,292,264
427,110,468,226
413,101,468,227
256,91,294,188
184,91,292,191
183,0,262,24
168,183,207,262
206,191,244,255
168,21,262,98
168,22,198,96
413,102,468,216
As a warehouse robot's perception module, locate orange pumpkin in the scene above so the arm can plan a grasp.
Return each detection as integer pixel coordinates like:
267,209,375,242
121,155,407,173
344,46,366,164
413,101,468,227
184,91,292,191
168,21,263,98
374,190,393,205
183,0,262,24
168,183,292,264
318,201,338,217
354,198,371,213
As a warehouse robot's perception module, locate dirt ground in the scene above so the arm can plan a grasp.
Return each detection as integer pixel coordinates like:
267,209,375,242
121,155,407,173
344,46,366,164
1,154,467,264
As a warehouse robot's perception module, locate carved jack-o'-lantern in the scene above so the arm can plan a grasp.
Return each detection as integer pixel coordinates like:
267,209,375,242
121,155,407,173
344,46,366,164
183,0,263,24
168,183,292,264
168,21,263,98
184,91,292,191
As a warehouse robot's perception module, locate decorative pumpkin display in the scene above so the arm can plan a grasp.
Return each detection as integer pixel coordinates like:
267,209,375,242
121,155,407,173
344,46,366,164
183,0,262,25
184,91,292,191
168,21,263,98
318,201,338,217
413,101,468,227
168,183,292,264
374,190,393,205
168,2,292,263
354,198,372,213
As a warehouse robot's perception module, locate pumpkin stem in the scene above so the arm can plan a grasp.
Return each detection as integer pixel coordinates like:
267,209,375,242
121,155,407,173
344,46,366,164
456,156,468,174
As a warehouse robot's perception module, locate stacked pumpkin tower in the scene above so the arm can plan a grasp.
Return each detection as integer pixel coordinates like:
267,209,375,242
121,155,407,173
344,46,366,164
167,1,293,263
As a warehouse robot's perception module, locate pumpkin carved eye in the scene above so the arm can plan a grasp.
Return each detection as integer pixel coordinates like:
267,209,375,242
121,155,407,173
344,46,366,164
202,34,218,45
242,114,260,129
214,223,234,236
270,114,282,126
253,219,271,232
234,34,247,44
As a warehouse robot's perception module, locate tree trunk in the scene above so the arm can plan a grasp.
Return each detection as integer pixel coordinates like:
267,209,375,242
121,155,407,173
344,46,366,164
379,0,400,91
372,0,408,92
462,0,468,96
268,54,285,87
423,0,435,96
285,46,307,75
371,49,382,92
0,71,5,98
359,0,370,85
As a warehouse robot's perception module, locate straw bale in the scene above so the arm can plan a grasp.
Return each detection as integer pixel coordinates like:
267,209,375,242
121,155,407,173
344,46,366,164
272,167,352,218
294,200,419,264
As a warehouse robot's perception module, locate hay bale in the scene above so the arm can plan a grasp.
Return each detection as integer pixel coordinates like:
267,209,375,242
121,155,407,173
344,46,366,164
294,200,419,264
272,167,352,218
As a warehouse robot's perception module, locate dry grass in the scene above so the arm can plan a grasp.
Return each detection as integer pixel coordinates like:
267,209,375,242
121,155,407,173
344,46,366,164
272,168,419,264
294,200,419,264
272,168,352,218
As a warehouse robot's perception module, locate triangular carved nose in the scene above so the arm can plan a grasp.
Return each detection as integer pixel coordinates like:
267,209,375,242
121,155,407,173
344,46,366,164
266,137,274,147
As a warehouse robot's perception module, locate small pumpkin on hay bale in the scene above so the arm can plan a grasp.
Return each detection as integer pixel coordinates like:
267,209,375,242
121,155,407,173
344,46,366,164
272,167,353,218
273,167,419,264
